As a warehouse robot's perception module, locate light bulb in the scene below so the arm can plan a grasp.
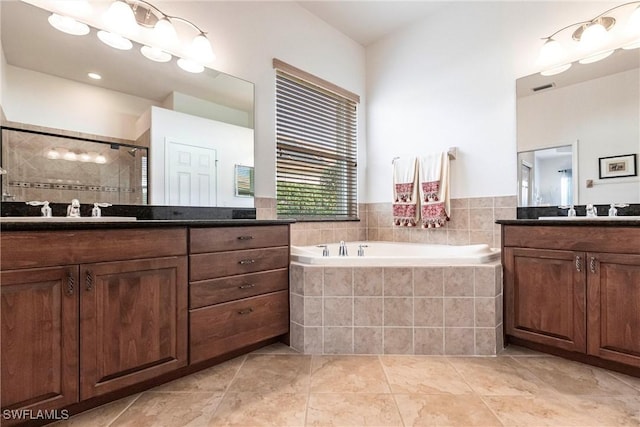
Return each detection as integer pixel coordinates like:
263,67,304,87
55,0,92,17
97,30,133,50
630,5,640,33
79,153,91,162
154,17,177,47
188,33,215,63
578,50,614,64
103,0,138,36
537,38,565,68
141,46,172,62
95,154,107,164
48,14,90,36
46,148,61,159
177,58,205,73
63,151,77,161
580,21,610,51
541,63,572,76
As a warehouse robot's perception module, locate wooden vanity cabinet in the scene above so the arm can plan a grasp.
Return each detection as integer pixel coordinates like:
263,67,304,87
0,228,188,416
503,225,640,370
189,225,290,364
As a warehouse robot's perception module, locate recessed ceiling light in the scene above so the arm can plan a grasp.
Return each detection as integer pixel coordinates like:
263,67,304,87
88,72,102,80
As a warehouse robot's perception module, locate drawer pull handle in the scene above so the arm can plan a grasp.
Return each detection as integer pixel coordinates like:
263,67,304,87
66,274,75,296
238,283,256,289
237,308,253,315
590,257,597,273
239,259,255,265
238,235,254,240
86,270,94,292
575,256,582,272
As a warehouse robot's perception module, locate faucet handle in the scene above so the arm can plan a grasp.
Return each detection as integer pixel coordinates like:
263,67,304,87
316,245,330,257
558,205,576,217
357,244,368,257
92,202,112,217
26,201,52,217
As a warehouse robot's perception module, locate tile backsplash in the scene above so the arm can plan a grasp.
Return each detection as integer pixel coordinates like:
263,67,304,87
257,196,517,248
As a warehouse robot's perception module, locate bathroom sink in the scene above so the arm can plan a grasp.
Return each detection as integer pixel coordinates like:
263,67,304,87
538,216,640,221
0,216,138,223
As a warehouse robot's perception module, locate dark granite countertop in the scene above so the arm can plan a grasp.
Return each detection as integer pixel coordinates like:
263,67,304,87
497,219,640,227
0,219,295,232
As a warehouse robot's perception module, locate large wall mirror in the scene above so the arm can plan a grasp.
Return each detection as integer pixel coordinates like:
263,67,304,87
0,0,255,208
516,48,640,207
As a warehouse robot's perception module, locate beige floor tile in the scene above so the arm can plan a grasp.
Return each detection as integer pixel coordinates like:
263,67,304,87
448,357,552,396
310,355,390,393
483,394,640,427
209,392,307,426
228,354,311,394
52,394,140,427
251,342,300,355
306,393,402,426
514,356,640,396
152,356,244,393
110,392,222,427
395,394,503,427
381,356,473,394
610,372,640,391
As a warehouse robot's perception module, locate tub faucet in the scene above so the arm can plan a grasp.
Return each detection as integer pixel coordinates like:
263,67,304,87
608,203,628,217
586,204,598,218
317,245,330,257
357,244,368,257
338,241,348,256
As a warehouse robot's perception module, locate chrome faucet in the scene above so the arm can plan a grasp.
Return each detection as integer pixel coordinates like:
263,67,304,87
338,241,348,256
586,204,598,218
559,205,576,217
317,244,330,257
357,244,368,257
67,199,81,217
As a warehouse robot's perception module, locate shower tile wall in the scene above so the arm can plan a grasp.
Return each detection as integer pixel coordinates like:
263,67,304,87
2,128,146,205
256,196,517,247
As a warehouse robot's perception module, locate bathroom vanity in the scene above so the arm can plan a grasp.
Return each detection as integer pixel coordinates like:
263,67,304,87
499,219,640,376
0,220,291,425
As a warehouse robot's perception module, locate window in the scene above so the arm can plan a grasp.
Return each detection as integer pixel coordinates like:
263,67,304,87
274,59,359,220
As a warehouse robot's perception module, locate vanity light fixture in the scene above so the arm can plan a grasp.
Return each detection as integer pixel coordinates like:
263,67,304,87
97,30,133,50
47,13,90,36
537,1,640,75
140,45,172,62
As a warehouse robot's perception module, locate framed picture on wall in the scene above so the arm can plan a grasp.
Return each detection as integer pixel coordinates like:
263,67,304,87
598,154,637,179
234,165,254,197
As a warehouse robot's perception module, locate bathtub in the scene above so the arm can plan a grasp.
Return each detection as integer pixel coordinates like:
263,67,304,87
291,241,500,266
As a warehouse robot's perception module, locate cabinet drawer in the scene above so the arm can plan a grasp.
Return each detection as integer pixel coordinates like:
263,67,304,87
190,268,288,308
189,290,289,364
189,225,289,253
190,247,289,281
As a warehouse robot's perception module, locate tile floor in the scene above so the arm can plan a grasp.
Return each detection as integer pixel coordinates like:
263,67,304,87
54,344,640,427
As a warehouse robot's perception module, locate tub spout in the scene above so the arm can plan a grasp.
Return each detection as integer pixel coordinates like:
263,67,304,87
317,245,330,257
357,244,368,257
338,241,348,256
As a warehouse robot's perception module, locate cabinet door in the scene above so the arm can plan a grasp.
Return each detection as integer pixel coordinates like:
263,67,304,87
80,257,187,399
587,253,640,368
504,248,586,352
1,267,79,412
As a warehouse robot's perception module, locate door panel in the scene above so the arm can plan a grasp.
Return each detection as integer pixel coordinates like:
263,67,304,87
505,247,586,352
166,141,217,206
80,257,187,399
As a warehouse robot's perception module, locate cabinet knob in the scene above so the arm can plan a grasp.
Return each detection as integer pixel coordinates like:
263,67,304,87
575,256,582,272
237,235,254,241
589,257,597,273
237,308,253,315
239,259,255,265
238,283,256,290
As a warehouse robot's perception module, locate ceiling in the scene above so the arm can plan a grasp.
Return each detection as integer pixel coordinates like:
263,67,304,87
297,1,446,46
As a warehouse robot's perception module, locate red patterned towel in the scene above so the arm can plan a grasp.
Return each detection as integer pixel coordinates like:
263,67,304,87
392,157,419,226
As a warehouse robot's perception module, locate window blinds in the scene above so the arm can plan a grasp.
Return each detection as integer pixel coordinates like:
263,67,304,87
274,62,358,220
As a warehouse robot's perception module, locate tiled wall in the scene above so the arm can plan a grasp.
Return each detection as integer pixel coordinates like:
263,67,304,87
256,196,517,248
289,263,503,355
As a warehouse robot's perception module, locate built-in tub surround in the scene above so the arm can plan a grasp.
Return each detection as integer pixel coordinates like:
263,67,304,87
256,196,516,247
289,262,503,355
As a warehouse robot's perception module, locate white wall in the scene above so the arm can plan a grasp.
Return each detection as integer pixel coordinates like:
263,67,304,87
149,106,254,207
518,69,640,204
364,1,617,202
4,64,157,140
162,92,252,129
